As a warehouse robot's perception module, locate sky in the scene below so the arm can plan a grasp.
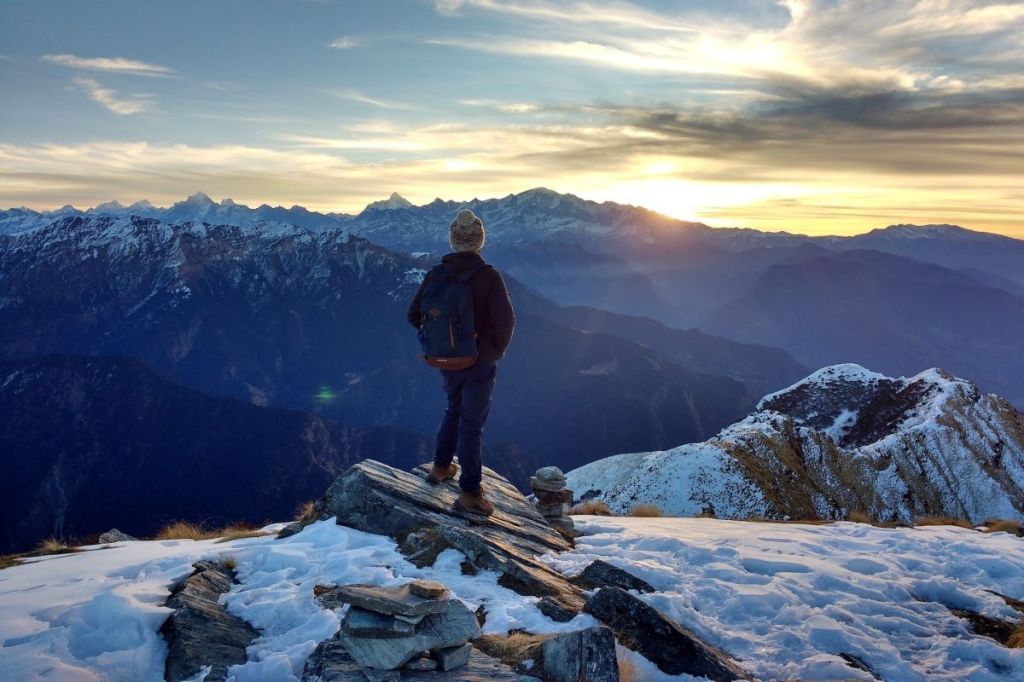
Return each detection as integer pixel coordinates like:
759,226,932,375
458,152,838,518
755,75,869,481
1,0,1023,236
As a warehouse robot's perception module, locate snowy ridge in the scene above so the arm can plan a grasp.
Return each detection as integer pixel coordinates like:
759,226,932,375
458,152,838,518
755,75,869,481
568,364,1024,523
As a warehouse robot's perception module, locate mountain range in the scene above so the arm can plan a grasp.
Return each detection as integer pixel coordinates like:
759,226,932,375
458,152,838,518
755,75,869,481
567,364,1024,524
0,215,790,473
6,188,1022,404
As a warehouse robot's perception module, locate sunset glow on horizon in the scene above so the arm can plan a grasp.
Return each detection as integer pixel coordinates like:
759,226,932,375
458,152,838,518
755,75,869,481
2,0,1023,237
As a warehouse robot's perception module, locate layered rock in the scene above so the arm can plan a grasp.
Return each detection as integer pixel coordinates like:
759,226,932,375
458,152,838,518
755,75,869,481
159,560,258,682
569,364,1024,524
299,460,585,617
584,587,750,681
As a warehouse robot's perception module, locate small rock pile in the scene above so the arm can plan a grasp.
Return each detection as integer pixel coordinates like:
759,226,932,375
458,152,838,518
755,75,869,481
530,467,580,538
315,579,481,681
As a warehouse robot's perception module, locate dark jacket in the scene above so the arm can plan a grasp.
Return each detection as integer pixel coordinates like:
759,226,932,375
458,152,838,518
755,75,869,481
407,252,516,365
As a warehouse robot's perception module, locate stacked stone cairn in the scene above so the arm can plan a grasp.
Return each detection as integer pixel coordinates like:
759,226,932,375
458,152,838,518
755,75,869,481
531,466,581,539
315,579,480,681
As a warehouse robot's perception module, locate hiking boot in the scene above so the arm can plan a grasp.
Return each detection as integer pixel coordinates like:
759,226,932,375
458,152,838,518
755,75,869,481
426,462,459,485
455,489,495,517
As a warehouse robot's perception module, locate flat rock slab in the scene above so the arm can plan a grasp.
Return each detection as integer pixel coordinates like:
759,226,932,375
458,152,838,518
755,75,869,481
342,607,416,638
339,598,481,670
409,579,449,599
303,638,540,682
570,560,655,594
584,587,751,682
310,460,585,616
320,583,450,617
159,560,259,682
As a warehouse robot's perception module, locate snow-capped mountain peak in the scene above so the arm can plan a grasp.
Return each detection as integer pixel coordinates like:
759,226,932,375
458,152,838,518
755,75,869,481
363,192,414,211
569,364,1024,524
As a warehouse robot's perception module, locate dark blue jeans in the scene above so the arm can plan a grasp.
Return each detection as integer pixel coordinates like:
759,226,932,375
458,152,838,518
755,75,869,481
435,362,496,493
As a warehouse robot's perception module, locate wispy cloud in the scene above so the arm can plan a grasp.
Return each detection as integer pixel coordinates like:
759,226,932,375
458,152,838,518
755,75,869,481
460,98,539,113
71,78,155,115
329,36,361,49
328,89,418,110
41,53,175,77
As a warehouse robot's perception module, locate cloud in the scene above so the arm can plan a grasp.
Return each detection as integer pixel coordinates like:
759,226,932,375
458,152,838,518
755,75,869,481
460,98,540,113
71,78,155,115
328,89,418,110
329,36,361,49
41,53,175,77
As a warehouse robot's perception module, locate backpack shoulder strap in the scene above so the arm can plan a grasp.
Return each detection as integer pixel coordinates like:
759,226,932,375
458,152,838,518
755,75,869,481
456,262,492,284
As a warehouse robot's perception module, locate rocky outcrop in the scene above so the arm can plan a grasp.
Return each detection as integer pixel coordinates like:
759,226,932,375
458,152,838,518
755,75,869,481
306,460,586,617
159,560,258,682
98,528,137,543
569,560,654,594
530,467,580,539
569,364,1024,524
584,587,750,681
314,581,481,673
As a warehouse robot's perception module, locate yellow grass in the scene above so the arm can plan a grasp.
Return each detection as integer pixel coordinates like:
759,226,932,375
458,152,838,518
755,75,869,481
629,504,664,518
981,518,1023,535
846,509,872,524
33,537,80,555
295,500,317,523
618,655,639,682
0,555,20,570
914,516,974,529
1008,624,1024,648
568,499,614,516
220,555,238,571
473,633,544,669
156,521,268,542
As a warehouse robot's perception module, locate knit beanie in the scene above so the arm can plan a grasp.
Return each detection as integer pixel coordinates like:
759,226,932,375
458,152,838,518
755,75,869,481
449,208,485,253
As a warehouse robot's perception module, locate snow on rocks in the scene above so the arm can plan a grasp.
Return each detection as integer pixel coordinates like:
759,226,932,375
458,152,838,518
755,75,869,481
568,364,1024,524
546,516,1024,681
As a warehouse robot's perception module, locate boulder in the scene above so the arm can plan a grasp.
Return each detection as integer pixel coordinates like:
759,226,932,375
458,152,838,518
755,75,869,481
309,460,584,616
317,582,450,617
159,560,258,682
98,528,137,543
409,579,449,599
570,560,655,594
338,598,481,670
303,636,539,681
584,587,751,681
540,626,620,682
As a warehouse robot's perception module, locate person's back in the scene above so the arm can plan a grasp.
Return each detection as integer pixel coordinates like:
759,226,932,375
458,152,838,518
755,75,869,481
407,209,515,515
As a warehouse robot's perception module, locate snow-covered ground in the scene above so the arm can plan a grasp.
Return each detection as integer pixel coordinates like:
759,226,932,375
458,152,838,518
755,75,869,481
1,517,1022,681
550,517,1024,681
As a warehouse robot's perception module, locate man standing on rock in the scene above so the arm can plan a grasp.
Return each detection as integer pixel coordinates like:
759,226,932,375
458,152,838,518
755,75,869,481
407,208,515,516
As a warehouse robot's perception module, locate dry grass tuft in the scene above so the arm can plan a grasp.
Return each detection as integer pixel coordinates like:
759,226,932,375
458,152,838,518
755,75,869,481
1008,624,1024,648
220,555,238,571
156,521,269,542
981,518,1023,536
846,509,872,524
34,537,80,555
618,655,640,682
295,500,317,523
569,499,614,516
914,516,974,529
629,504,663,518
0,555,21,570
155,521,220,541
215,523,270,543
473,632,544,670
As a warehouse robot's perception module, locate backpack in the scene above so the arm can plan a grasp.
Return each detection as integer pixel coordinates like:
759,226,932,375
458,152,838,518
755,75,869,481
417,262,490,370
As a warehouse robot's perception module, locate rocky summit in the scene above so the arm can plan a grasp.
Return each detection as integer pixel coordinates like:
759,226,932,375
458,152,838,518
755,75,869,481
569,364,1024,524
